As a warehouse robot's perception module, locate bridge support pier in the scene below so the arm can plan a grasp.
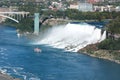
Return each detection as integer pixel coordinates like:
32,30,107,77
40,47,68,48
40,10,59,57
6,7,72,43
34,13,40,35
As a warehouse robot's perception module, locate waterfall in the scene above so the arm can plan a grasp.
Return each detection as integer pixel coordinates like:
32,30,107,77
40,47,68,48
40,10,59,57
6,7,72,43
34,22,106,52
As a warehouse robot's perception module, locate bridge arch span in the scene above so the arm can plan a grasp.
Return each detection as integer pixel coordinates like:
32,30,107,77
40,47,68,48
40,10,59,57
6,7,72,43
0,14,19,23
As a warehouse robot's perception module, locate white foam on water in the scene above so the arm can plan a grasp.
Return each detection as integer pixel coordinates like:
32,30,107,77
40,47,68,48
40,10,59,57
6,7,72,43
0,68,7,74
29,77,41,80
0,48,7,52
0,66,41,80
34,22,106,52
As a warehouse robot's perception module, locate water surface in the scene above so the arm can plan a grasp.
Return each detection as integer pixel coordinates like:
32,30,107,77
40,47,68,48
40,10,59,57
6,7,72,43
0,25,120,80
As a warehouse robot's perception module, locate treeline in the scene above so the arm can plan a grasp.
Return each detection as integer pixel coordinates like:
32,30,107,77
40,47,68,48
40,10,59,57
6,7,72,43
3,3,120,34
18,3,120,21
4,17,34,32
4,9,120,33
98,38,120,50
106,16,120,34
42,9,120,21
65,9,119,21
98,16,120,50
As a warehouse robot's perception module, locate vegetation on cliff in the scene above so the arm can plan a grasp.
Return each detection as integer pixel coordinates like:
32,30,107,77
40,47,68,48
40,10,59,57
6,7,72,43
98,38,120,50
4,17,34,33
107,16,120,34
98,16,120,50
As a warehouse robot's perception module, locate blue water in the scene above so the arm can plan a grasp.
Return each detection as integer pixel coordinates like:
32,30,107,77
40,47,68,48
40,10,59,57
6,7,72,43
1,25,120,80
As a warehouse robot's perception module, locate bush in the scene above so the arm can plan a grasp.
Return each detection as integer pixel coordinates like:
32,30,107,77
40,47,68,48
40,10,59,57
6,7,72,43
98,38,120,50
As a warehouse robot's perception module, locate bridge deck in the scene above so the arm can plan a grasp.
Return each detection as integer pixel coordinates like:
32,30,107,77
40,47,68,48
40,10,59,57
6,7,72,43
0,12,29,14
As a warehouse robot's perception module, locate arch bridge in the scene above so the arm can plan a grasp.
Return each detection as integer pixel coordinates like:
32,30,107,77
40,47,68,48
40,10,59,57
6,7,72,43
0,12,29,23
0,12,52,35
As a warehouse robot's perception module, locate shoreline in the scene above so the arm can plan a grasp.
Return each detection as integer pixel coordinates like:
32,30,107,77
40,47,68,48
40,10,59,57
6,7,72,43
0,72,20,80
78,44,120,64
78,50,120,64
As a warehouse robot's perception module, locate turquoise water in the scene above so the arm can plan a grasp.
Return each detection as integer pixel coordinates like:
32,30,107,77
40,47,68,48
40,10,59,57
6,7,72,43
0,25,120,80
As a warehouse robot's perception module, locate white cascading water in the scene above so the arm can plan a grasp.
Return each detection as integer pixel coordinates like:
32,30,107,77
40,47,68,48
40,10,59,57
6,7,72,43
35,23,106,52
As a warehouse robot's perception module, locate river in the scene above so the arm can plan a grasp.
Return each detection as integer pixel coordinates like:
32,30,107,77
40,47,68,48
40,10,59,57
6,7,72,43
0,25,120,80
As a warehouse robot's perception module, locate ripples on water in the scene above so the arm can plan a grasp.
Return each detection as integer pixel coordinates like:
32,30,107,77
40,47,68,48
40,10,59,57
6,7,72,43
0,25,120,80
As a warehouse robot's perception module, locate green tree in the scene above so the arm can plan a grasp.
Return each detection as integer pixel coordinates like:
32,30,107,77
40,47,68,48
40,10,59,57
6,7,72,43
107,17,120,34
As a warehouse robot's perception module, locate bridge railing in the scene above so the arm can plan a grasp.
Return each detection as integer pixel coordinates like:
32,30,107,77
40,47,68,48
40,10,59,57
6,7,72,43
0,11,30,23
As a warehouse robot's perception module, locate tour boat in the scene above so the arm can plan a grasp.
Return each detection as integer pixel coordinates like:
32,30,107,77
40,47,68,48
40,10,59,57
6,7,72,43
34,48,42,53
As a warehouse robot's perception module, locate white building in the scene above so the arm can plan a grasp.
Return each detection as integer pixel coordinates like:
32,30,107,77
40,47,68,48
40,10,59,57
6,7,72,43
78,3,93,12
94,5,117,12
69,4,79,9
116,6,120,12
